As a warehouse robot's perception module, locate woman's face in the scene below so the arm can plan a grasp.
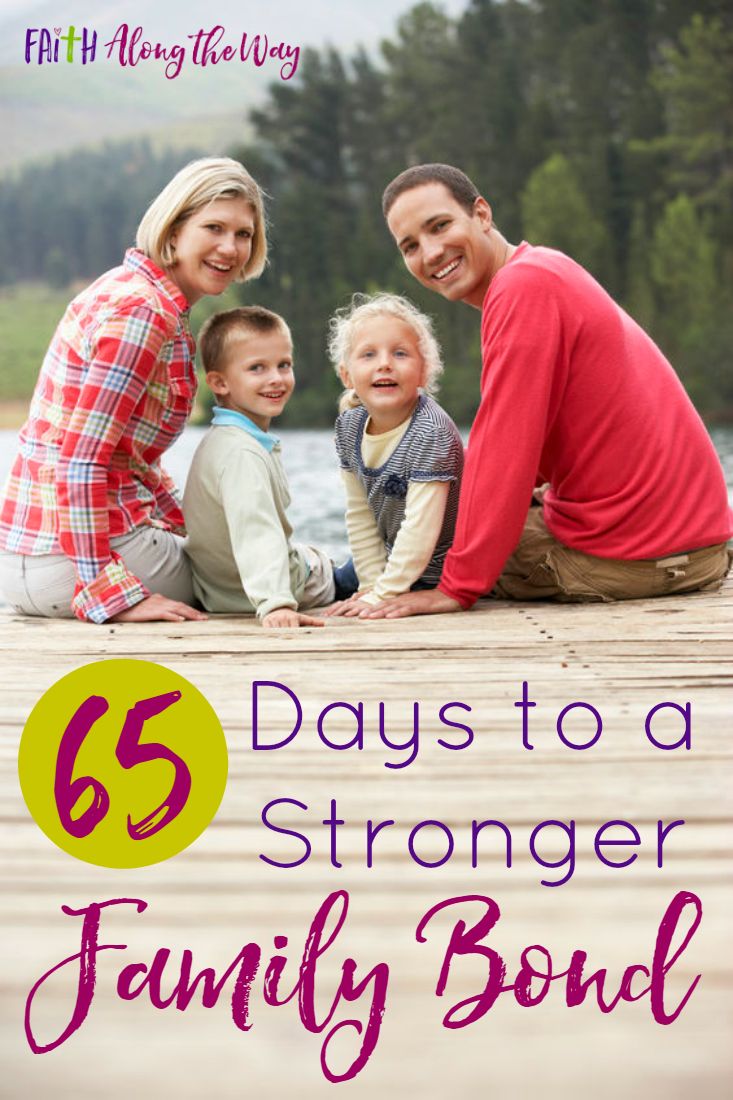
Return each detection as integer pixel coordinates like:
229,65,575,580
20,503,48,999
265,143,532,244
168,197,256,305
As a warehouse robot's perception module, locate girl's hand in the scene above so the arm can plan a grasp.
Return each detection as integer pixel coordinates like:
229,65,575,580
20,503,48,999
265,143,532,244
262,608,325,628
322,590,370,617
110,594,208,623
327,596,381,618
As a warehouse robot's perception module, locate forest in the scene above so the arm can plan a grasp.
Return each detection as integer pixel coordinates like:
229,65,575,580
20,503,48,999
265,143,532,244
1,0,731,425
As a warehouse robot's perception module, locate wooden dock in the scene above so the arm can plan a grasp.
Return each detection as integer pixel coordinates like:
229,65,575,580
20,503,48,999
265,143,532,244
1,581,732,1098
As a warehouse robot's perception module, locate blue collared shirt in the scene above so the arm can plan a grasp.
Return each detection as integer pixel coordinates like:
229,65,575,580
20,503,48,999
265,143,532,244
211,405,279,452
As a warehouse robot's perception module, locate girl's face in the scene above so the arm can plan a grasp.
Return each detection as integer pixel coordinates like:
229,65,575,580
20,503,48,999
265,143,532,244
340,315,426,432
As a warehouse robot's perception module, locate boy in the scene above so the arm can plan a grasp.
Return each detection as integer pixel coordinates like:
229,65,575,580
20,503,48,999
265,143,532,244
184,306,355,627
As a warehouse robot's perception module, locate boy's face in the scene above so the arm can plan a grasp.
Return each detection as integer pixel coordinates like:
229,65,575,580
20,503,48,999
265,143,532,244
207,328,294,431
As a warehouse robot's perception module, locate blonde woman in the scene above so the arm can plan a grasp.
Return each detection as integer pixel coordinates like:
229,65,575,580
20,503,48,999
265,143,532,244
0,157,267,623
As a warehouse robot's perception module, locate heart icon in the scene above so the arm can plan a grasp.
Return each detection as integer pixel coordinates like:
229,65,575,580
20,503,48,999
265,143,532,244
54,27,62,35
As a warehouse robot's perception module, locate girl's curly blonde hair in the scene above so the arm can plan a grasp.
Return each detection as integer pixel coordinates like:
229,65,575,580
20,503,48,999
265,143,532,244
328,293,444,413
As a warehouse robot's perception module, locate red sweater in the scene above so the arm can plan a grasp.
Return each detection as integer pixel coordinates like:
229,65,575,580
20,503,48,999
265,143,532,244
439,243,733,609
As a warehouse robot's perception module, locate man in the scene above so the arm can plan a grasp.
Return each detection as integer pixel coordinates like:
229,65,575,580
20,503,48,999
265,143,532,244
366,163,732,619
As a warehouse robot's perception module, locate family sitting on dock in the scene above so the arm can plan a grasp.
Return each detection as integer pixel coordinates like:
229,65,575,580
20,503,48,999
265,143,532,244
0,157,730,625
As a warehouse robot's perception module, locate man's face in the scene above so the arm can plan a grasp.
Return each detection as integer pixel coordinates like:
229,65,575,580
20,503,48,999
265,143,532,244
386,182,495,308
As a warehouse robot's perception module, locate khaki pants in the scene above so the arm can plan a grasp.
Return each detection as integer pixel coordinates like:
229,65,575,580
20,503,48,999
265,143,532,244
299,544,336,609
494,509,732,602
0,526,194,618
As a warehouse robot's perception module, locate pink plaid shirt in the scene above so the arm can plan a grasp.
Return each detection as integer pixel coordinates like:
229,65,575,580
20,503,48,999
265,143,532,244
0,250,196,622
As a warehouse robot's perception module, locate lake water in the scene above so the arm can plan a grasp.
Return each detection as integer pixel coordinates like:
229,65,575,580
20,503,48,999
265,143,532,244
1,424,732,580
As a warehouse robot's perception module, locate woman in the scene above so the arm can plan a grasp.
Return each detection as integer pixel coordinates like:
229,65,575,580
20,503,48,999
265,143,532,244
0,157,267,624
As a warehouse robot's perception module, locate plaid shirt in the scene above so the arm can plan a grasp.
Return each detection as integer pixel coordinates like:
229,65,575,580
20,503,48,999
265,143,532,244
0,250,196,623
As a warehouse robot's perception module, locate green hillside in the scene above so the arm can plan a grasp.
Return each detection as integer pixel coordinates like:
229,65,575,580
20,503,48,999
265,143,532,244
0,282,72,399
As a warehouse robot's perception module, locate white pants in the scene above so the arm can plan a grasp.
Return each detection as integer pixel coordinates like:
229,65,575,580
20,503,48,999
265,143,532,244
300,544,336,609
0,527,194,618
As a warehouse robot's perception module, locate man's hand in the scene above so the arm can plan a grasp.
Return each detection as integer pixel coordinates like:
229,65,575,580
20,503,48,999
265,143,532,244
262,608,325,629
111,594,208,623
361,589,463,619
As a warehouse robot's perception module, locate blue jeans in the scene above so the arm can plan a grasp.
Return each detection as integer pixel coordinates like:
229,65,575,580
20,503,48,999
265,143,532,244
333,558,359,601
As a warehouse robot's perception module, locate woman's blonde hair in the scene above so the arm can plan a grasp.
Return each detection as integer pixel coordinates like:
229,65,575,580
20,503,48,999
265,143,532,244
136,156,267,281
328,293,443,413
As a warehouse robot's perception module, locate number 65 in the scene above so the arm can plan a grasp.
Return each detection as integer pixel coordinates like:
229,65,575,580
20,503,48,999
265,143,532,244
53,691,191,841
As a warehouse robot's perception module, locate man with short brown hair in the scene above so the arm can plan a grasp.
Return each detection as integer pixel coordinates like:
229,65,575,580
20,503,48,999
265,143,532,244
366,164,732,618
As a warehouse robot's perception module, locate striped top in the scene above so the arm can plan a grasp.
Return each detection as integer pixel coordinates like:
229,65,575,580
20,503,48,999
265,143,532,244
334,395,464,588
0,249,195,623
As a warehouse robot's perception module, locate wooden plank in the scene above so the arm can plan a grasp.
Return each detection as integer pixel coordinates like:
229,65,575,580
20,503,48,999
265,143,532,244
1,578,732,1097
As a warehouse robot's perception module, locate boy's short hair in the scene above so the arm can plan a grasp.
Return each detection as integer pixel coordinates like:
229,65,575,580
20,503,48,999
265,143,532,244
198,306,291,374
382,163,480,216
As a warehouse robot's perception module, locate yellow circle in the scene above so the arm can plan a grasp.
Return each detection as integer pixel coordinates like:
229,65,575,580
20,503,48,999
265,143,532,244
18,659,228,868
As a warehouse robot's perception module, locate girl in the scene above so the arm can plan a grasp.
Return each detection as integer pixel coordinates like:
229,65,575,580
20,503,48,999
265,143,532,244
0,157,267,624
327,293,463,618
